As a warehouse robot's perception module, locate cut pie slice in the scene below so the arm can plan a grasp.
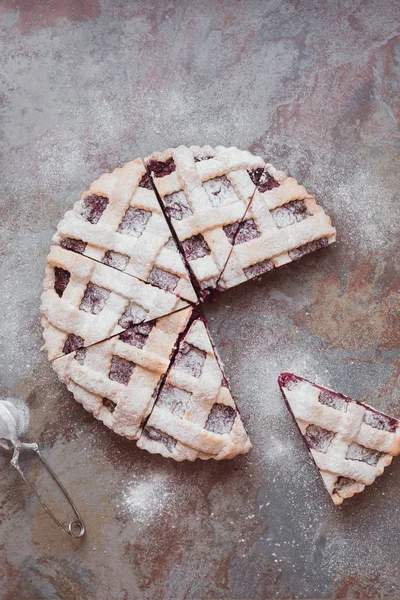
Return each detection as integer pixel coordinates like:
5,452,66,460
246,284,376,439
52,307,193,440
41,245,192,360
216,163,336,290
146,145,264,297
279,373,400,506
52,158,197,303
137,317,252,460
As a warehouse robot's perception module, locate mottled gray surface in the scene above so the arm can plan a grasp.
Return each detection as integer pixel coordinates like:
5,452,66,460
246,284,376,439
1,1,399,599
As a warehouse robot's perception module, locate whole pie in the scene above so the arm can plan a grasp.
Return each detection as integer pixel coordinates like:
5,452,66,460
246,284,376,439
279,373,400,505
42,145,336,462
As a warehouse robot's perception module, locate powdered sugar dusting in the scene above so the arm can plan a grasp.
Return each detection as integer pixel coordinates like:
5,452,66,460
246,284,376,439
121,473,172,523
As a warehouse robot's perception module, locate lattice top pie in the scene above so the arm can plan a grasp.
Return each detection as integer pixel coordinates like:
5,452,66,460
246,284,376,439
138,317,251,460
42,146,338,463
279,373,400,505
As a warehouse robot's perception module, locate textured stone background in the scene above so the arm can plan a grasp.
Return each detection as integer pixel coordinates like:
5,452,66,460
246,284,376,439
0,1,399,599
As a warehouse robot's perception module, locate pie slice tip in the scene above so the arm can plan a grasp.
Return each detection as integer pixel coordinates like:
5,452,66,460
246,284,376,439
278,373,400,506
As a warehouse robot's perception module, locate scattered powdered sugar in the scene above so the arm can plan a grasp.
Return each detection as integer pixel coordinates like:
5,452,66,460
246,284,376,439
0,397,31,441
121,473,172,523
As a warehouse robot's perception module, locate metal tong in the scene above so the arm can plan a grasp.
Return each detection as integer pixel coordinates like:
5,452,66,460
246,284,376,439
0,400,85,538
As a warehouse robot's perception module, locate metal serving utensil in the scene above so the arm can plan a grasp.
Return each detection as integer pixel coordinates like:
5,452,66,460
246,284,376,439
0,399,85,538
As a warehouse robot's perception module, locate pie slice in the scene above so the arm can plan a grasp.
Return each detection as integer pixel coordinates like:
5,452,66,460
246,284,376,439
52,307,193,439
145,145,263,297
137,317,252,460
279,373,400,506
217,163,336,290
52,158,197,303
41,245,191,360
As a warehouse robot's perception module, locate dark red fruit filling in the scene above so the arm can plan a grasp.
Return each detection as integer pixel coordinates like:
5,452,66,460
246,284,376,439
318,389,348,412
278,372,300,390
205,404,236,434
194,153,214,162
289,237,329,261
346,443,383,467
271,200,309,229
363,410,398,432
74,347,87,365
333,476,355,494
174,342,206,378
243,259,274,280
79,283,110,314
62,333,84,355
101,251,129,271
81,194,109,224
163,191,193,221
59,237,87,254
249,168,280,193
103,398,117,413
147,158,176,178
156,383,191,418
139,173,153,190
148,267,179,292
109,356,135,385
119,321,154,349
118,303,148,329
143,426,177,452
54,267,70,298
223,219,260,246
203,176,240,208
304,424,335,453
118,207,152,237
181,234,211,261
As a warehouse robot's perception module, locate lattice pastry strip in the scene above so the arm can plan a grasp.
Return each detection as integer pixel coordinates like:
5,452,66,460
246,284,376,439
52,307,193,440
146,145,264,295
52,158,197,303
279,373,400,505
218,163,336,289
41,245,190,360
137,318,252,460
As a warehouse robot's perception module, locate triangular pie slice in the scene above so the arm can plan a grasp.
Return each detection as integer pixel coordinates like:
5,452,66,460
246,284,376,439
41,245,192,360
52,157,197,303
278,373,400,506
137,317,252,460
52,307,193,440
216,162,336,290
145,145,263,297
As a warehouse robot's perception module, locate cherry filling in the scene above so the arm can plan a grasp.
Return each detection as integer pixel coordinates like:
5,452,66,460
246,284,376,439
248,168,280,193
117,207,152,237
156,383,192,417
62,333,84,355
59,237,87,254
79,283,110,314
54,267,70,298
163,191,193,221
103,398,117,413
289,237,329,261
147,158,176,178
223,219,260,246
194,153,214,162
148,267,179,292
243,259,274,280
333,476,355,494
363,410,398,432
346,443,384,467
109,356,135,385
304,424,335,453
271,200,309,229
174,342,206,378
318,389,348,412
203,176,241,208
119,321,154,349
101,251,129,271
181,235,211,261
118,303,148,329
80,194,109,224
139,172,153,190
205,404,236,434
143,426,177,452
